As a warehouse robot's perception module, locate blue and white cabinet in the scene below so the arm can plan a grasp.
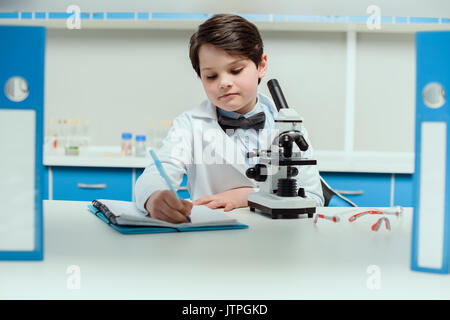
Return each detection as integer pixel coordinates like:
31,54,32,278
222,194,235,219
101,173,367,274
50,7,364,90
47,166,190,202
45,163,412,208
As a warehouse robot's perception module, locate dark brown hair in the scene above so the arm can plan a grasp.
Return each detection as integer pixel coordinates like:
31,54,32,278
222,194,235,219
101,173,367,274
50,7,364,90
189,14,264,84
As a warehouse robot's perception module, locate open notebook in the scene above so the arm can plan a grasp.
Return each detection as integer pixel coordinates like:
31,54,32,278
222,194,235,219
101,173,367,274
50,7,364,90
88,199,248,234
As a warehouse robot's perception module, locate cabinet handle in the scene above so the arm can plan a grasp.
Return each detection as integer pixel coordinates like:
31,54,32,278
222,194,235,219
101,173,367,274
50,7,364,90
77,183,107,189
335,190,364,195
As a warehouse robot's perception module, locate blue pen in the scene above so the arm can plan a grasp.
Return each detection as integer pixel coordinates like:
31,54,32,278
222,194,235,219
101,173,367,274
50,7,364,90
149,149,191,222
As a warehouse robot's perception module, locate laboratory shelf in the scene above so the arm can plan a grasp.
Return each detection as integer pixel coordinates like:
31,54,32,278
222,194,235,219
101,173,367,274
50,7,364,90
1,11,449,33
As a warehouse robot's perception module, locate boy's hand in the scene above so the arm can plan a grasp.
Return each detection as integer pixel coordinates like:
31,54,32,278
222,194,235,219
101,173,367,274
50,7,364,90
145,190,193,223
193,187,255,212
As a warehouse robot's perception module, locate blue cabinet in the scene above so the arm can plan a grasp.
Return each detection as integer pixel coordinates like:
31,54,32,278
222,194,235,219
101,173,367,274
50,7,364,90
43,166,49,200
48,167,190,202
321,172,414,207
52,167,133,201
47,166,412,206
321,172,392,207
393,174,414,207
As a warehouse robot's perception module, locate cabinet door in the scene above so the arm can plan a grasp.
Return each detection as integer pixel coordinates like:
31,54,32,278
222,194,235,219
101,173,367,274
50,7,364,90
43,166,49,200
53,167,133,201
393,174,413,207
321,172,392,207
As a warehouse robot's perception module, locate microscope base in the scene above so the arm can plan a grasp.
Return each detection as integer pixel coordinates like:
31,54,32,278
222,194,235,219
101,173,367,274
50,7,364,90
248,191,316,219
248,201,316,219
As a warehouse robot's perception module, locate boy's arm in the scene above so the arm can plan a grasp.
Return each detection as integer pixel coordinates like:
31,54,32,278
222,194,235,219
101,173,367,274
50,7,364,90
135,114,193,212
193,186,255,212
135,161,187,212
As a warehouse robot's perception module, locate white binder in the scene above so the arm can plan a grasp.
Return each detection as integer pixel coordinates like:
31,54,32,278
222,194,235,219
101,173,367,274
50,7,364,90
411,31,450,274
0,26,46,260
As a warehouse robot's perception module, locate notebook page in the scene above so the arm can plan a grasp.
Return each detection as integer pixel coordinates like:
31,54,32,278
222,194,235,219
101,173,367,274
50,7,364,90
95,200,237,227
187,205,238,226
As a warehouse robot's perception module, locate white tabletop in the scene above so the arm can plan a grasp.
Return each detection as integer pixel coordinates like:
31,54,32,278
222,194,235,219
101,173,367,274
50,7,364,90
0,201,448,299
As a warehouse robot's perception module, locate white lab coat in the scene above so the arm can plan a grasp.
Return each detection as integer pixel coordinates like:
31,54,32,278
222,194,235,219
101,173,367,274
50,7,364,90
135,93,324,212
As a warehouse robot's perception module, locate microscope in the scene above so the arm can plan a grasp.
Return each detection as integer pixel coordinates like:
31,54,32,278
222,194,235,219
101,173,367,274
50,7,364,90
246,79,317,219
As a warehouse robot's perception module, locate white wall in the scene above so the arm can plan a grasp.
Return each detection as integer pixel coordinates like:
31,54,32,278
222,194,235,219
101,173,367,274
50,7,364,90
2,0,450,18
354,33,415,153
45,27,415,153
2,0,422,153
262,31,347,151
45,28,206,146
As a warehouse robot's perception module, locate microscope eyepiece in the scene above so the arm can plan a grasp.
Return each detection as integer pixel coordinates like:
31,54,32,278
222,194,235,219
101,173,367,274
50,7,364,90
267,79,289,111
294,135,309,151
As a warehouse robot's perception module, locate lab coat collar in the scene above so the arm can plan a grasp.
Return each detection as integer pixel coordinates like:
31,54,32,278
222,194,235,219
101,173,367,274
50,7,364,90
190,92,277,120
190,99,218,120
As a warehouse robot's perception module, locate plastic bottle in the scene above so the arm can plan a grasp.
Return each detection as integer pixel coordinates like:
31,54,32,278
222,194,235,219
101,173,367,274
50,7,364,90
121,132,132,156
82,119,90,146
65,119,80,156
135,135,147,157
149,121,156,148
49,118,58,149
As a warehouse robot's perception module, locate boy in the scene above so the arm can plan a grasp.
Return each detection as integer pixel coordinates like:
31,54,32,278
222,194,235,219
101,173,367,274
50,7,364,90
135,14,324,223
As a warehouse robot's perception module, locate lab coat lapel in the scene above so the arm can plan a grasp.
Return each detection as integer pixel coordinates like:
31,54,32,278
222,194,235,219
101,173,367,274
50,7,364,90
191,100,248,174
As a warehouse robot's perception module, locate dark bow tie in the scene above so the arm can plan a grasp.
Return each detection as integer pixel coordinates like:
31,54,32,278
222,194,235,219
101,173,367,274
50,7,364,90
218,111,266,133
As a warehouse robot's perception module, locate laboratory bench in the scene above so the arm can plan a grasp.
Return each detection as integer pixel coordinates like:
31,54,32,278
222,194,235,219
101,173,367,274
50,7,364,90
0,201,448,299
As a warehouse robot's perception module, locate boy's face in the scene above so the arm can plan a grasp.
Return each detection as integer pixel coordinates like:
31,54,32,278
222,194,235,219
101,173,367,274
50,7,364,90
198,44,267,114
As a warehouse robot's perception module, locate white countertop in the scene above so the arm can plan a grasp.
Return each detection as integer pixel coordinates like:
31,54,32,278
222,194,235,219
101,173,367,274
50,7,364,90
44,154,151,168
44,146,414,173
0,201,447,299
44,146,152,168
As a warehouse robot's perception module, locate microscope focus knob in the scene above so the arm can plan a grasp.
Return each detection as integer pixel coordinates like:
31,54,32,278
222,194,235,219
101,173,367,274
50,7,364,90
246,164,267,182
287,166,298,178
298,187,306,198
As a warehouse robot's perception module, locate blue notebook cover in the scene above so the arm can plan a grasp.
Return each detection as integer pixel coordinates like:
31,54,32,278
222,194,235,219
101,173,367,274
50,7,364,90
411,31,450,274
87,204,248,234
0,26,45,261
